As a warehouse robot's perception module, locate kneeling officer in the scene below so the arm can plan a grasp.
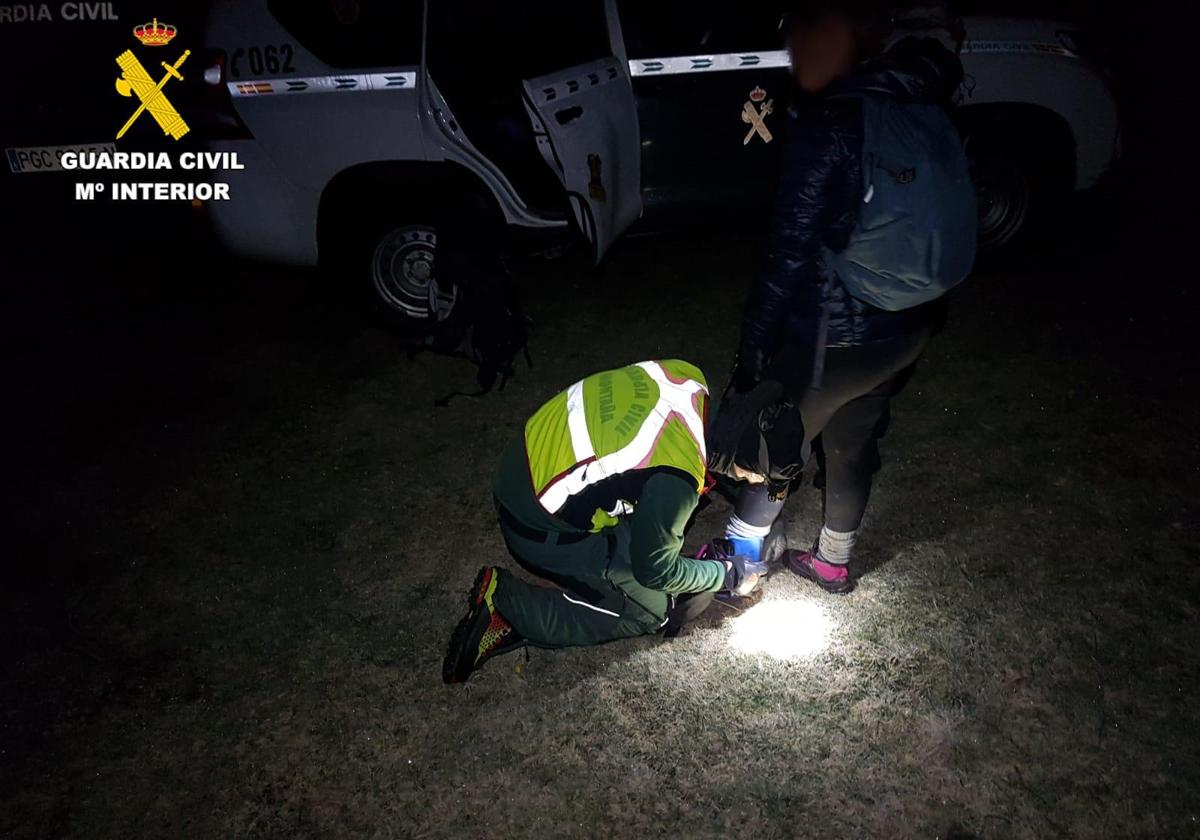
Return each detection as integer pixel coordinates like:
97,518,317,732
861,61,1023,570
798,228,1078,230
443,359,765,683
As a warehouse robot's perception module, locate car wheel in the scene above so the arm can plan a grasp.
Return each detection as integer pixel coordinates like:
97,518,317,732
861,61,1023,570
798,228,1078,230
367,223,457,324
962,108,1074,258
971,152,1033,253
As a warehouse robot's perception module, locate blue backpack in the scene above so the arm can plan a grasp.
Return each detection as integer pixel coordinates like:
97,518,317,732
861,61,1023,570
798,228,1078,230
826,94,976,311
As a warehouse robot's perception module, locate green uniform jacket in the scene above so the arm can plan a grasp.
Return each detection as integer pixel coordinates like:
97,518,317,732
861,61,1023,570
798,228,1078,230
493,438,724,595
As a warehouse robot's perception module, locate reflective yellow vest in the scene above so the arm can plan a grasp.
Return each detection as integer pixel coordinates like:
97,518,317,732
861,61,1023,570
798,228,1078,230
524,360,709,527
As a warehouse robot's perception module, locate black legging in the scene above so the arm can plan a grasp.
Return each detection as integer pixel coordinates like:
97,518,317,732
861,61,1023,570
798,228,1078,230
736,329,929,532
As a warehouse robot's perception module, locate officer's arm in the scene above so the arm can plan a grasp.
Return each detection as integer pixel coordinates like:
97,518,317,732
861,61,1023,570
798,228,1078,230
739,104,858,359
629,473,724,595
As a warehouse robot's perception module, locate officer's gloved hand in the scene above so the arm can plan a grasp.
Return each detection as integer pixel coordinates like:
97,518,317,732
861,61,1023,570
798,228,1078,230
722,556,769,597
732,345,770,394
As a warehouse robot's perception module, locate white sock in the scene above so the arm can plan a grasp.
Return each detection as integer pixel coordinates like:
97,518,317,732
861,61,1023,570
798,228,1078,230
816,526,856,566
725,515,772,541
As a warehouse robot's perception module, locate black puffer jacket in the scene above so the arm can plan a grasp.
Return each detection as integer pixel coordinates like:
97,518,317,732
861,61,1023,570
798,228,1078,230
740,38,964,357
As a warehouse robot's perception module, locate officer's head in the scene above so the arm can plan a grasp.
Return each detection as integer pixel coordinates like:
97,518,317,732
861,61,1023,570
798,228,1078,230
780,1,887,92
781,7,858,93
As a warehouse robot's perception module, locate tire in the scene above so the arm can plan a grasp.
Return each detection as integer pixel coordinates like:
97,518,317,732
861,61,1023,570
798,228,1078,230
365,221,452,323
319,168,501,331
970,150,1034,253
962,110,1074,257
336,218,458,333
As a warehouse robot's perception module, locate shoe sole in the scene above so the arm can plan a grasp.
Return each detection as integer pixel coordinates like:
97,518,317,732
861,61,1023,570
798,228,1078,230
441,567,496,684
472,567,495,606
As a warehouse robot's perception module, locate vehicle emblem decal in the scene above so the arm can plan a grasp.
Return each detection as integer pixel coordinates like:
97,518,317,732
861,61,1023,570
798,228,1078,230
742,86,773,145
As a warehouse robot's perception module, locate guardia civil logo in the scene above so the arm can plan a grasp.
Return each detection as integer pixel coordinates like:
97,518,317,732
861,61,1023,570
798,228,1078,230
742,86,774,145
114,18,191,141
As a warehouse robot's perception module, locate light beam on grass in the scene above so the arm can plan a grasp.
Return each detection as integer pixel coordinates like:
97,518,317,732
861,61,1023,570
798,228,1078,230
728,598,834,660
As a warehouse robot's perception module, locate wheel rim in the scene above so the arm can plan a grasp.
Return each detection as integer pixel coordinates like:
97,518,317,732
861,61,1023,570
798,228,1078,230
972,156,1032,252
371,225,438,319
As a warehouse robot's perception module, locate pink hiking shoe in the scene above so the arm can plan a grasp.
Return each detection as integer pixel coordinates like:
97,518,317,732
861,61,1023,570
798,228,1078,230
784,549,854,595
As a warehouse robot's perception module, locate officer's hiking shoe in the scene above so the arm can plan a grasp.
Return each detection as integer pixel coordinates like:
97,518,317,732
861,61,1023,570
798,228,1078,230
442,566,524,684
784,549,854,595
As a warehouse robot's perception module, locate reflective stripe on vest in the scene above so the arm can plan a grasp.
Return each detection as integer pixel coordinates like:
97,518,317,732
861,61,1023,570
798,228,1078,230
536,361,707,515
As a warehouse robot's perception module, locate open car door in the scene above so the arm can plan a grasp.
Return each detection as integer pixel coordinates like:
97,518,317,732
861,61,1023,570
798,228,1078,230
521,53,642,260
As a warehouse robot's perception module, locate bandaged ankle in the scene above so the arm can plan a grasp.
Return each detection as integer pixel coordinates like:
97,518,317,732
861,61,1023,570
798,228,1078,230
726,515,772,541
725,515,772,562
816,526,856,566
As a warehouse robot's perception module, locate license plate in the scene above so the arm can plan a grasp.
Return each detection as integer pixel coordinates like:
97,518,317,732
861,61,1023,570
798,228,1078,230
5,143,117,174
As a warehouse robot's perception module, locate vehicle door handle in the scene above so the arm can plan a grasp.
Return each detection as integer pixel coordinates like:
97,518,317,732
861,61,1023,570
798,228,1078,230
555,106,583,126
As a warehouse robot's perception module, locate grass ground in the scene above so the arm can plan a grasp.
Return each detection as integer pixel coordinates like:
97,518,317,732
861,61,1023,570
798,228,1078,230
2,215,1198,838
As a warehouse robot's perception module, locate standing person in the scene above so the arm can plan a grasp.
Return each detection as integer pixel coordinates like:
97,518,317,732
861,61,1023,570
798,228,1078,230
724,3,975,594
443,359,767,684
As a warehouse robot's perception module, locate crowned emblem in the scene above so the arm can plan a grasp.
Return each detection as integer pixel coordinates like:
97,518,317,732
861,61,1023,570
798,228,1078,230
742,87,774,145
133,18,177,47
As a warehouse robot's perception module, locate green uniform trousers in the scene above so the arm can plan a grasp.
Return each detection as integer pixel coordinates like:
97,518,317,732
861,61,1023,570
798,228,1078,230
493,515,671,649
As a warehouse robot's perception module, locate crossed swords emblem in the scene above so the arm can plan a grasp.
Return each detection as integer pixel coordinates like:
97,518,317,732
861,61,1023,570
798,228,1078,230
114,49,191,141
741,88,774,145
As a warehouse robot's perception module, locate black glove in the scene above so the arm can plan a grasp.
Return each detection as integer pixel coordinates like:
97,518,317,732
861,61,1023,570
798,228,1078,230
695,539,766,597
732,344,770,394
722,555,769,597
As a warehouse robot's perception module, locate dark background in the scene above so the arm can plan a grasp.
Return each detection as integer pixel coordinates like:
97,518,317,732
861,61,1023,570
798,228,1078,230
1,2,1199,836
1,0,1199,829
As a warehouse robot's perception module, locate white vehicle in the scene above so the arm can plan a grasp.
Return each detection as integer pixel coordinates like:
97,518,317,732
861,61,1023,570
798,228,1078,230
200,1,1120,323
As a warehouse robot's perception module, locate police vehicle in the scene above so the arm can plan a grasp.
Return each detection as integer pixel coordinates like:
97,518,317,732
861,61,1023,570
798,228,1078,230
199,1,1121,323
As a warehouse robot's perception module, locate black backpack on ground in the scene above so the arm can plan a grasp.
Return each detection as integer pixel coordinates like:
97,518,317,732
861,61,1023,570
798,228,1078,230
420,196,531,405
429,248,531,405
